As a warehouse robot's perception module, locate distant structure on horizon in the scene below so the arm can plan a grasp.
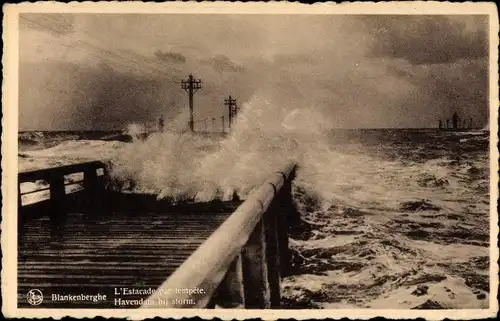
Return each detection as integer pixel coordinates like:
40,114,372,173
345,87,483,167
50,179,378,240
438,112,474,131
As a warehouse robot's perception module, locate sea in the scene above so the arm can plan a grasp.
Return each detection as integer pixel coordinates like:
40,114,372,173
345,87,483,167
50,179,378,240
18,109,491,309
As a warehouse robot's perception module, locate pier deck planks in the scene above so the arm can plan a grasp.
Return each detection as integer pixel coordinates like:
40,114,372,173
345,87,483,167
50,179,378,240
18,210,234,308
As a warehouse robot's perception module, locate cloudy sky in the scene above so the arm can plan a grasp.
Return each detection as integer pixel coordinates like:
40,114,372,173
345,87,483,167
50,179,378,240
18,14,489,130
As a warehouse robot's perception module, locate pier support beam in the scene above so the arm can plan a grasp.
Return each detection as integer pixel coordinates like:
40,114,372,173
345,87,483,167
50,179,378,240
241,219,271,308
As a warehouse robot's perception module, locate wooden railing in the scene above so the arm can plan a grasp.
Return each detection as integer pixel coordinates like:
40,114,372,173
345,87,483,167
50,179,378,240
140,162,297,309
18,161,108,238
18,160,107,184
18,160,299,308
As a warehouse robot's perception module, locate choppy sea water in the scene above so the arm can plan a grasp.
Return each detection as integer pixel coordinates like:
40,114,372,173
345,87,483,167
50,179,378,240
284,129,490,309
18,127,490,309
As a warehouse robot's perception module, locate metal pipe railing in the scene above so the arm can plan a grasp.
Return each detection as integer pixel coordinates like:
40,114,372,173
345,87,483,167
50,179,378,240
140,162,296,309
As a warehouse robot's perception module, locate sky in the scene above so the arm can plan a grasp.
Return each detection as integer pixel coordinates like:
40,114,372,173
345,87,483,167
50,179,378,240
18,14,490,130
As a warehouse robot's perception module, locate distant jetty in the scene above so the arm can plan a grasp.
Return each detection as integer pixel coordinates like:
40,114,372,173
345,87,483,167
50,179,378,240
102,129,227,143
438,112,475,131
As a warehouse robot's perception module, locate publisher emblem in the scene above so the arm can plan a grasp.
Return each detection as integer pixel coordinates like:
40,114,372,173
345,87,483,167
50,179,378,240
27,289,43,306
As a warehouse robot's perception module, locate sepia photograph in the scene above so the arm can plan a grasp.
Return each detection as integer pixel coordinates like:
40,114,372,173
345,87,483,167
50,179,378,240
2,1,498,320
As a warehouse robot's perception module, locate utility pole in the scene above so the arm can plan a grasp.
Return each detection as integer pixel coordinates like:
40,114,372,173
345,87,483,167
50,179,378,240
212,117,216,132
224,95,237,129
232,102,240,122
221,116,225,133
181,74,202,132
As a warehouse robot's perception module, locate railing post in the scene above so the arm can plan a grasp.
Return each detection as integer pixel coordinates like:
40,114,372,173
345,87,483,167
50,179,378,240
18,182,22,210
276,176,294,277
83,167,98,217
100,163,110,187
49,173,66,242
18,182,25,243
264,208,281,308
210,254,245,308
241,219,271,308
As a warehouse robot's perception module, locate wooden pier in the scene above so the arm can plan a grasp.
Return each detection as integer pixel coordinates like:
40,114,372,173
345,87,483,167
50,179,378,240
17,160,298,309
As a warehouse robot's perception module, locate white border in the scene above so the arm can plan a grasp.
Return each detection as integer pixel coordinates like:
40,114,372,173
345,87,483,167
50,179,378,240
2,2,499,320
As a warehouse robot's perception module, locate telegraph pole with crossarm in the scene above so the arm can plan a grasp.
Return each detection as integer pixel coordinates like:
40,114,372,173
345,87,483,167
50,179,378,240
224,95,237,129
232,102,240,121
181,74,202,132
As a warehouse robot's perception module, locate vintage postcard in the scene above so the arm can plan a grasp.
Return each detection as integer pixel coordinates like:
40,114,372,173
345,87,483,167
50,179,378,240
2,1,499,320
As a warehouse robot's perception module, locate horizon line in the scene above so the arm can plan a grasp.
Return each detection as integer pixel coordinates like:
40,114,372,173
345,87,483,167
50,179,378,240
18,127,476,132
